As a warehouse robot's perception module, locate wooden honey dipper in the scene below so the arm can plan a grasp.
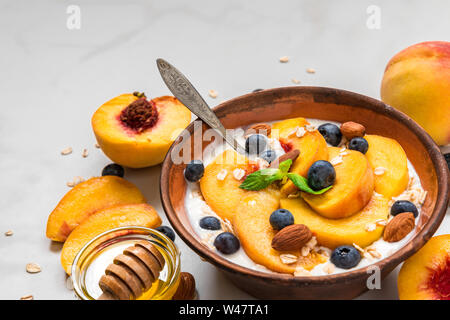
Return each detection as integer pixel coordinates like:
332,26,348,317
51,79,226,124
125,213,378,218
98,240,165,300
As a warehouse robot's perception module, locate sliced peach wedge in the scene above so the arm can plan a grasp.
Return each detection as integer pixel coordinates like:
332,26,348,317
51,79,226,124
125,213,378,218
61,203,161,274
233,191,326,274
46,176,146,242
200,149,260,221
398,234,450,300
280,195,389,249
302,147,374,219
364,134,409,198
92,93,191,168
270,117,328,196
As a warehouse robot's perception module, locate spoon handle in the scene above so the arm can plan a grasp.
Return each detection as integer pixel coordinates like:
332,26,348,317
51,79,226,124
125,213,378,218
156,58,246,154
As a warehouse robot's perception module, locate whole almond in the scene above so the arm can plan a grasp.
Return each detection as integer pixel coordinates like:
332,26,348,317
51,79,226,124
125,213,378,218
172,272,196,300
272,224,312,251
340,122,366,140
383,212,415,242
245,123,272,137
269,149,300,168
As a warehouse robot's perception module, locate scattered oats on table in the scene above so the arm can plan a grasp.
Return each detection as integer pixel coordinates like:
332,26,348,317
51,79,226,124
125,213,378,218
4,230,13,236
20,294,34,300
279,56,289,63
208,90,218,98
60,147,72,156
306,68,316,74
26,263,41,274
291,78,301,84
82,148,89,158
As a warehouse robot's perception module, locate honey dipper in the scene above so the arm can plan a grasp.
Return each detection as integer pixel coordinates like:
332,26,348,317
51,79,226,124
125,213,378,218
98,240,165,300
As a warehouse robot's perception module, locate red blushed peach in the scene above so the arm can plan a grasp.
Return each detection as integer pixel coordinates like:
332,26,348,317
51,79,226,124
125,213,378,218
398,234,450,300
92,93,191,168
381,41,450,145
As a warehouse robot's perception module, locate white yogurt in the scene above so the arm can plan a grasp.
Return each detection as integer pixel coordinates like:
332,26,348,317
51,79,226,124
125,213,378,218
184,119,425,276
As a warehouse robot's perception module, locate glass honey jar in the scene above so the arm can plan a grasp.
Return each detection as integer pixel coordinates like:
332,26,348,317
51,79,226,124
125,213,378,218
71,226,180,300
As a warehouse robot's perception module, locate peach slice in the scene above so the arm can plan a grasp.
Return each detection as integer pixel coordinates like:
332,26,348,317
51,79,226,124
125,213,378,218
46,176,146,242
270,117,328,196
302,147,374,219
233,191,326,274
364,134,409,198
280,195,389,249
398,234,450,300
200,149,259,221
61,203,161,274
92,94,191,168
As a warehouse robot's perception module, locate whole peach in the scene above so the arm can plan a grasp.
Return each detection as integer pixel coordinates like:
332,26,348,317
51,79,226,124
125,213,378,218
381,41,450,145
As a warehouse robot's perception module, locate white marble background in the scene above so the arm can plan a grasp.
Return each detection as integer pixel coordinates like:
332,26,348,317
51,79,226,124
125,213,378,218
0,0,448,300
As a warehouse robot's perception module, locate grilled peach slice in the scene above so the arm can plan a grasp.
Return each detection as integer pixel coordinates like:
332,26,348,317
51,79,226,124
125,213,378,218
92,93,191,168
364,134,409,197
398,234,450,300
280,195,389,249
61,203,161,274
200,149,260,221
46,176,146,242
302,147,374,219
270,117,328,196
233,191,326,274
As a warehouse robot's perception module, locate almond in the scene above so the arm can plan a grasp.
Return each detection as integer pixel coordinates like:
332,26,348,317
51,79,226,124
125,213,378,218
172,272,196,300
269,149,300,168
271,224,312,251
245,123,271,137
340,121,366,140
383,212,415,242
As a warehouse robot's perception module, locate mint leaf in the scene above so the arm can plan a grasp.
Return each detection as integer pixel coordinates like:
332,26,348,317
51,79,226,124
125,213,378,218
287,173,332,195
239,168,284,190
278,159,292,174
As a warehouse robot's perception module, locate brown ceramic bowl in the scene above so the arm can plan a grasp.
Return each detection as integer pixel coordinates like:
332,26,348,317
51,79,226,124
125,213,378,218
160,86,449,299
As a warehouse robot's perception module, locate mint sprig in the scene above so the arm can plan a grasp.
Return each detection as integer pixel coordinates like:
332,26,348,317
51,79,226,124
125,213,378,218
239,159,332,194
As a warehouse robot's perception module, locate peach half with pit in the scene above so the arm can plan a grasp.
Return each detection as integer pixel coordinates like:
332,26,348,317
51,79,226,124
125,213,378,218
92,93,191,168
398,234,450,300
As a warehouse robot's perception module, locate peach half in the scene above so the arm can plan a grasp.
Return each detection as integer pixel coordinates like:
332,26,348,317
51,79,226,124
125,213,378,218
302,147,374,219
270,117,328,196
398,234,450,300
46,176,146,242
92,93,191,168
381,41,450,145
61,203,161,274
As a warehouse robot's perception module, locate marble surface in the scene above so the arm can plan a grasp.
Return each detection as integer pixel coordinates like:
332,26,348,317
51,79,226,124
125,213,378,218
0,0,448,300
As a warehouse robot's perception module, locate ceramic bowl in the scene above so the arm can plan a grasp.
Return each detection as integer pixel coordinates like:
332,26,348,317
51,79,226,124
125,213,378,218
160,86,449,299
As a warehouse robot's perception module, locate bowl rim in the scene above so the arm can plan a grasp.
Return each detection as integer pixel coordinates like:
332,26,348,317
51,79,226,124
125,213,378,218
160,86,449,285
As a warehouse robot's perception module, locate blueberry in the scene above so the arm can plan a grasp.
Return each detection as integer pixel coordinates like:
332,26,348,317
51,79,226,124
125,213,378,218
184,160,204,182
318,123,342,146
102,163,124,177
330,245,361,269
199,216,221,230
213,232,240,254
156,226,176,242
260,149,277,163
348,137,369,154
445,153,450,171
269,209,294,230
307,160,336,191
390,200,418,218
245,134,267,155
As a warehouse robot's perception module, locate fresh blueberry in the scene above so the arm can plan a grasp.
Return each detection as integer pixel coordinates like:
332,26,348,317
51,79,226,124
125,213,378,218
102,163,124,177
390,200,419,218
199,216,221,230
269,209,294,230
252,88,263,92
330,245,361,269
156,226,176,242
184,160,204,182
318,123,342,146
444,153,450,171
260,149,277,163
348,137,369,154
213,232,240,254
245,134,267,155
307,160,336,191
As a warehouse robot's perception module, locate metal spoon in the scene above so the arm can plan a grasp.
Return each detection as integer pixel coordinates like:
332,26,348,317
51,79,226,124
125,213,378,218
156,58,246,155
